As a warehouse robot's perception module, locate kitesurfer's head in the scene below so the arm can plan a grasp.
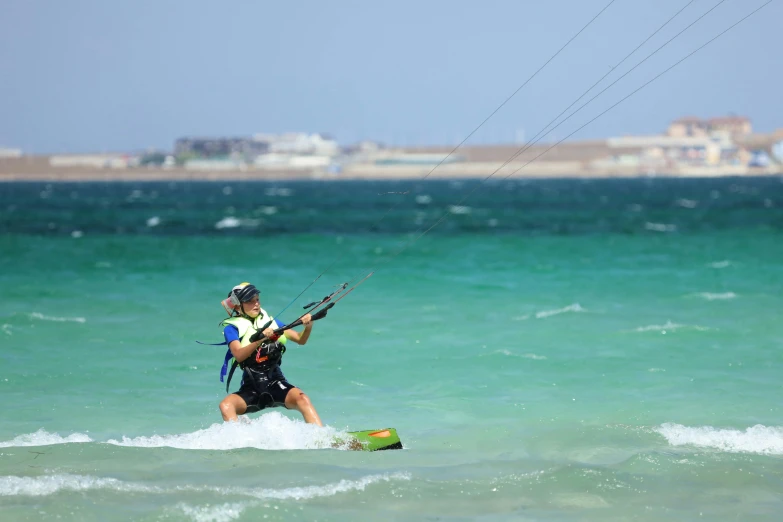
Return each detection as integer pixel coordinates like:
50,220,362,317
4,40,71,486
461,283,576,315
222,282,261,317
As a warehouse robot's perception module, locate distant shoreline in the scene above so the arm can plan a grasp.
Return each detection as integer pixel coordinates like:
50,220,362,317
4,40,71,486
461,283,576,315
1,151,780,182
1,165,780,183
4,122,781,182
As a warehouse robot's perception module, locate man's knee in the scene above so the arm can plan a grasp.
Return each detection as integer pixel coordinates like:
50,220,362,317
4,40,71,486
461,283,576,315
219,399,235,416
295,392,313,409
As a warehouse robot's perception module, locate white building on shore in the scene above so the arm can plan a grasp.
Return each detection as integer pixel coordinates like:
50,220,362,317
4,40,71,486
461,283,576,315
253,132,339,156
0,148,22,158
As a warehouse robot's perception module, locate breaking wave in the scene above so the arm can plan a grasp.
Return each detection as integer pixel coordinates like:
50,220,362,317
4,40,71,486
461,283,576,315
656,423,783,455
106,412,345,451
0,429,92,448
631,321,709,333
0,471,411,499
0,414,359,452
535,303,585,319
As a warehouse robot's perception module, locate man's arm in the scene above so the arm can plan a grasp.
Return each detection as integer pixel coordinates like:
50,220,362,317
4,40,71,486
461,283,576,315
283,314,313,345
284,324,312,345
229,339,264,362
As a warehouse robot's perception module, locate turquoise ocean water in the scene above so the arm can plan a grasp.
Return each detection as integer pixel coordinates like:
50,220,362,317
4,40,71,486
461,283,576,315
1,178,782,521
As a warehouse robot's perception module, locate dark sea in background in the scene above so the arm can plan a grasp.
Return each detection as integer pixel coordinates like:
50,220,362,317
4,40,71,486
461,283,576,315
2,177,782,236
1,177,782,521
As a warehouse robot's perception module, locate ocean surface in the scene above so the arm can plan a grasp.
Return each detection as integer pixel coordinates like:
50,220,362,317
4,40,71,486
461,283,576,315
1,177,782,521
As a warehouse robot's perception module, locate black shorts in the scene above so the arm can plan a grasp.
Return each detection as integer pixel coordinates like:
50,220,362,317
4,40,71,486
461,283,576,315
235,366,296,414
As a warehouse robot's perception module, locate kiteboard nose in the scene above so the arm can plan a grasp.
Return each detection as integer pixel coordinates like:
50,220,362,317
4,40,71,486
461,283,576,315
337,428,403,451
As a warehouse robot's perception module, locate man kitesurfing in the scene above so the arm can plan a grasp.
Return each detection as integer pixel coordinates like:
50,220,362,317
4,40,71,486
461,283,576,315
208,281,403,451
216,282,325,426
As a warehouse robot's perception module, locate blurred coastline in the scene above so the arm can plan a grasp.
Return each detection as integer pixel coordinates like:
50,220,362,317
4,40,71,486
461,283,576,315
2,115,782,182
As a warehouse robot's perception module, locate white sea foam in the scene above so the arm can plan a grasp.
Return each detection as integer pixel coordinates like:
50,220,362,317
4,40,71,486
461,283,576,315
448,205,471,215
214,217,260,229
708,260,731,268
632,321,708,333
214,217,240,229
245,472,411,500
0,472,411,500
0,474,152,496
692,292,737,301
644,222,676,232
107,412,345,451
29,312,86,324
657,423,783,455
675,198,698,208
535,303,585,319
146,216,161,227
0,429,92,448
0,414,364,452
2,324,11,336
178,502,246,522
0,473,150,497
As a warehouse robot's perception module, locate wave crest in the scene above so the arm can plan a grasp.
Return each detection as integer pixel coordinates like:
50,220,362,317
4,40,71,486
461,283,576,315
107,412,345,451
535,303,585,319
0,429,92,448
656,423,783,455
0,471,411,500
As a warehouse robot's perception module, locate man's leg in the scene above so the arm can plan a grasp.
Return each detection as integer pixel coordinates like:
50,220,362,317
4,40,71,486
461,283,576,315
285,388,323,426
219,393,248,422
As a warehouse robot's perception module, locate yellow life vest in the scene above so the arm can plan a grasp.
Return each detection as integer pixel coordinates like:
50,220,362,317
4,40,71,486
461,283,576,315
220,310,288,391
221,310,289,347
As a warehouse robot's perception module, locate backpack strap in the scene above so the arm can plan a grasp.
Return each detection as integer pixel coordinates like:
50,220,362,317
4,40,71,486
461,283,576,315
225,358,241,393
219,348,233,383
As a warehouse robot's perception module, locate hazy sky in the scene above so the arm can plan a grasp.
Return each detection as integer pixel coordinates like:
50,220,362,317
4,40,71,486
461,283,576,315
1,0,780,154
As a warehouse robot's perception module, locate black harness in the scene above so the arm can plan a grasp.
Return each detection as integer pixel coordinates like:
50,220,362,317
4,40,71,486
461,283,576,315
224,340,286,393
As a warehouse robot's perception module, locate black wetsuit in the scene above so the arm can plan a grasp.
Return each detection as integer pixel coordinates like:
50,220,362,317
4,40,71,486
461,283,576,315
235,342,296,413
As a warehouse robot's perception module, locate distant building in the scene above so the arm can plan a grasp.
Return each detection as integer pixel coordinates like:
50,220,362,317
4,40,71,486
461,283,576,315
773,139,783,164
175,133,340,164
253,153,332,169
174,137,268,160
667,116,752,138
253,133,339,156
749,150,771,168
608,135,722,167
184,158,247,171
49,154,136,169
707,116,752,137
734,129,783,166
667,117,708,138
342,140,384,155
0,148,22,158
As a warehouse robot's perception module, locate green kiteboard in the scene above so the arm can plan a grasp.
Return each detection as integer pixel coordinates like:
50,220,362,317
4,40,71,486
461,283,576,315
338,428,403,451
